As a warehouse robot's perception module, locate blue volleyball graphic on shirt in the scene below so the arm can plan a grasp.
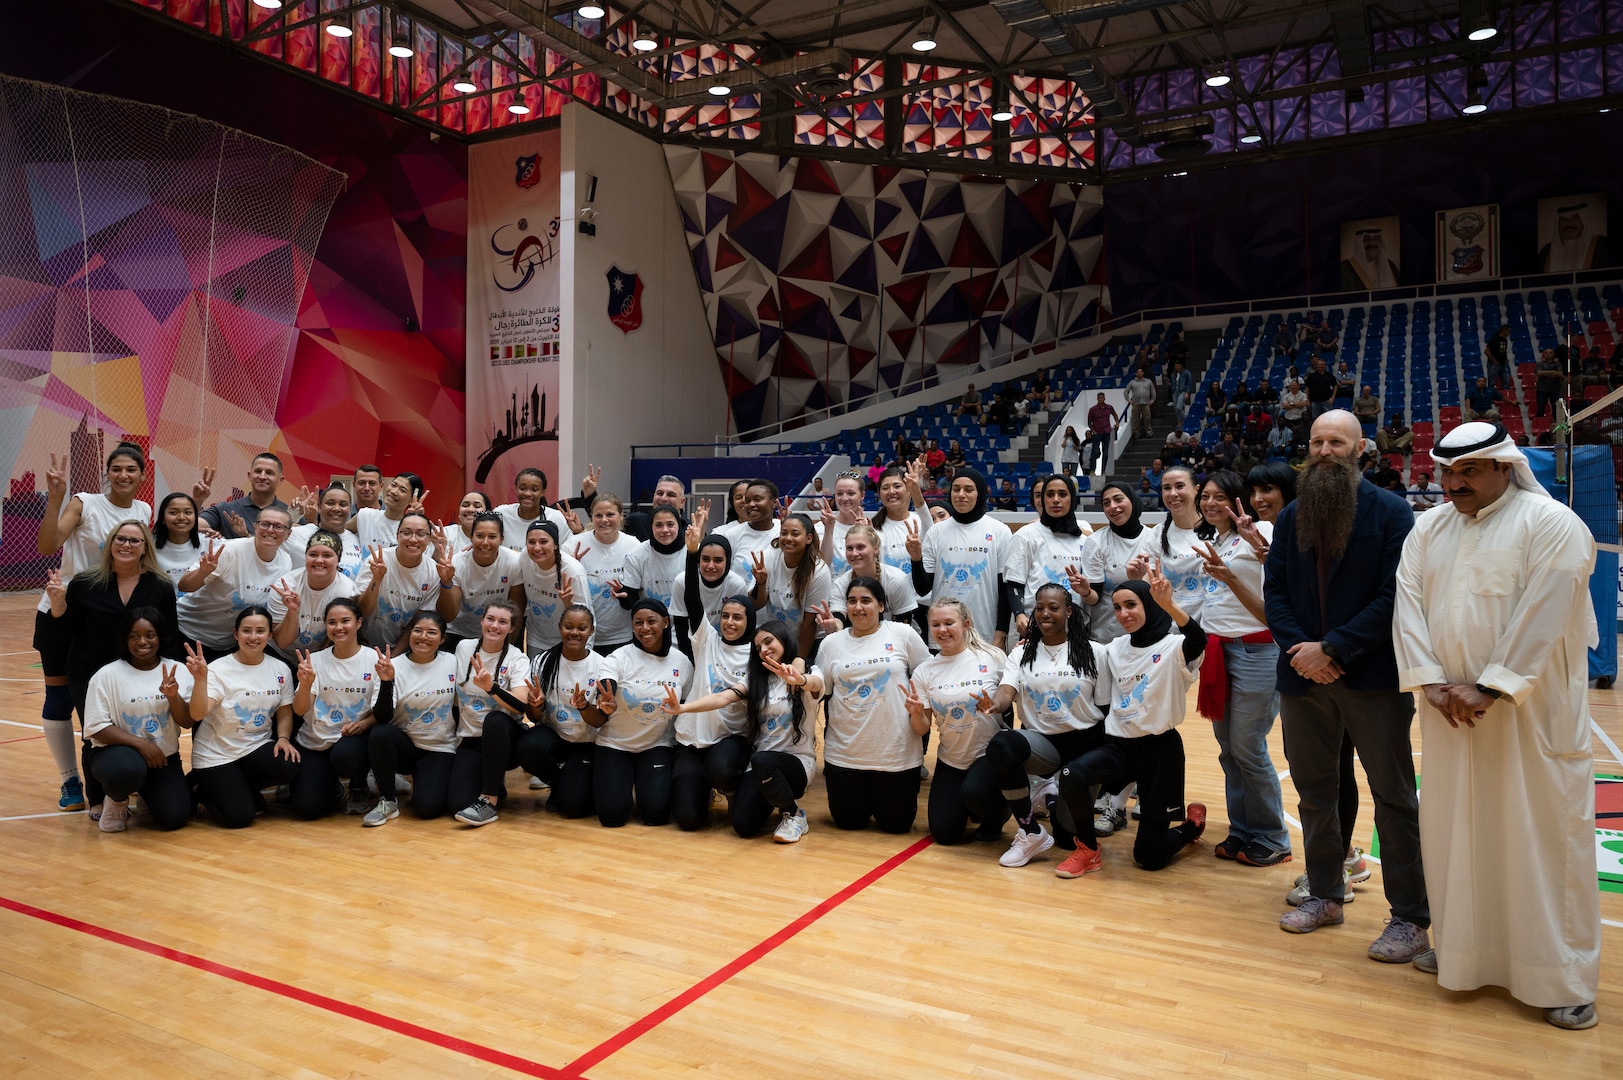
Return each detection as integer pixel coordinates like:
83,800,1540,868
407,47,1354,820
845,668,892,705
1118,678,1150,711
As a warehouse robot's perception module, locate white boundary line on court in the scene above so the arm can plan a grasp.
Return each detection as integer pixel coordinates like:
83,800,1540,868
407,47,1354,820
0,718,43,729
0,811,79,822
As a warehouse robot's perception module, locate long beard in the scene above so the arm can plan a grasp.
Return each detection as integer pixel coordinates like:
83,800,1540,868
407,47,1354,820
1295,455,1360,561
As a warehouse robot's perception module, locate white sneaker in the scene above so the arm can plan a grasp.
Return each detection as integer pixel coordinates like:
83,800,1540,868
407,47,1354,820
1344,845,1372,883
98,797,129,833
363,797,399,827
1029,776,1058,819
1285,869,1354,906
999,823,1055,867
773,808,809,844
528,775,549,791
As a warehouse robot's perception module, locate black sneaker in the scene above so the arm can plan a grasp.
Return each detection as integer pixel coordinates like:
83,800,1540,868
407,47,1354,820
1214,835,1244,860
1235,840,1294,867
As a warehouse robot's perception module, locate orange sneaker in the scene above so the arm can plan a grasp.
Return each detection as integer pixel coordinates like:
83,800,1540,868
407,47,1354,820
1054,842,1102,878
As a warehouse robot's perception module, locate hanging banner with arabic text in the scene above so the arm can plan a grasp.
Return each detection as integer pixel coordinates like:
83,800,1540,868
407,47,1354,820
465,130,562,496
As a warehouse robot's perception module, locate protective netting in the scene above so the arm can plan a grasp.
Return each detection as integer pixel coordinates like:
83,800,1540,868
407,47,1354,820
0,74,345,589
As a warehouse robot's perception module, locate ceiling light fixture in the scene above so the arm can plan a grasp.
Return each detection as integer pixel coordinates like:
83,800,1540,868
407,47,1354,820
1463,89,1487,114
708,83,733,97
578,3,606,19
324,19,353,38
1467,13,1499,41
911,17,939,53
452,70,478,94
991,107,1014,122
251,0,281,8
632,29,659,52
1239,126,1262,144
509,92,532,115
1205,71,1231,88
389,34,414,59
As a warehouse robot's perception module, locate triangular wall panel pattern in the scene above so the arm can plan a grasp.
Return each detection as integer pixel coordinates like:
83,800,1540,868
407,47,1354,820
667,147,1106,434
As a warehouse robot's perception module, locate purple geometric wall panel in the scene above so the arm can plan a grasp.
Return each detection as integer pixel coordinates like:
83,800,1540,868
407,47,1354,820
666,147,1106,433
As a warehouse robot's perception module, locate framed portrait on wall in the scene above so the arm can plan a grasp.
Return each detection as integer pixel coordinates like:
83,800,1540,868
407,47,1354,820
1435,204,1499,282
1537,194,1609,272
1340,216,1401,290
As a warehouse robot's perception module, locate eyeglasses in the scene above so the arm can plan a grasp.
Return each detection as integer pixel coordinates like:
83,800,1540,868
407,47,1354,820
256,522,291,534
110,535,145,547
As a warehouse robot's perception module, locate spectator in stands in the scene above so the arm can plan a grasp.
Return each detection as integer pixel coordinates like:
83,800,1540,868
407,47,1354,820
1216,431,1241,467
1058,426,1083,478
1376,413,1413,456
1229,381,1252,410
1409,469,1443,510
1316,323,1339,357
1206,380,1227,416
1166,334,1190,366
1268,418,1295,458
895,434,916,462
1579,347,1608,390
1534,348,1565,418
1484,325,1511,392
1274,323,1297,358
1085,393,1118,471
1026,370,1053,410
1245,403,1273,444
1253,379,1280,419
1162,429,1193,464
1280,378,1308,427
925,438,946,481
945,440,967,472
1137,475,1159,506
1304,358,1337,421
1369,454,1404,492
1221,403,1245,433
1126,367,1157,439
1142,459,1164,492
1463,376,1503,423
991,479,1020,511
1298,311,1323,345
957,383,983,420
921,473,945,500
1332,362,1356,404
985,393,1013,430
1352,385,1381,425
866,455,887,492
1233,443,1259,478
1167,360,1194,424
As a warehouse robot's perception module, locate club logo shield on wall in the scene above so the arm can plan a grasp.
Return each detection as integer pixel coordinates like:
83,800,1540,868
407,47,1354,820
514,154,541,189
607,265,644,334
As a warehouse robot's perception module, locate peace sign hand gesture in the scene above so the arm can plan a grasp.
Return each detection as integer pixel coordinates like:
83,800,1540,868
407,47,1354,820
1065,563,1096,604
763,655,807,688
374,644,395,682
972,688,999,714
568,682,591,711
183,640,209,681
366,543,387,583
608,578,629,601
1146,557,1173,611
817,495,837,530
225,510,249,539
595,681,617,716
749,550,768,588
904,518,923,562
190,465,216,505
580,464,602,499
812,600,842,635
523,677,544,709
903,681,927,722
572,541,588,563
44,451,67,499
295,648,315,687
1229,505,1267,555
271,577,300,616
560,501,584,534
470,653,495,693
196,539,222,579
557,575,574,608
1195,541,1235,586
662,685,686,715
159,662,181,700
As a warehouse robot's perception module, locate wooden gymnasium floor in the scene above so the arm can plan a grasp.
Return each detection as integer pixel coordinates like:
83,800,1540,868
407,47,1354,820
1,593,1619,1079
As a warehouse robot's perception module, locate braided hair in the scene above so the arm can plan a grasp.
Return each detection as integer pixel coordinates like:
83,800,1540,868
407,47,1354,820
1017,582,1096,679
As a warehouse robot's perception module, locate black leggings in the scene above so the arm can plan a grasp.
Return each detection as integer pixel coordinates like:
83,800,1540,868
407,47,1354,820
367,725,455,818
986,726,1105,846
593,744,675,827
1056,731,1199,871
86,746,191,830
289,735,370,820
516,726,596,817
448,712,525,809
823,762,920,834
671,736,752,831
926,758,1005,845
1337,731,1359,853
191,742,299,829
731,751,809,838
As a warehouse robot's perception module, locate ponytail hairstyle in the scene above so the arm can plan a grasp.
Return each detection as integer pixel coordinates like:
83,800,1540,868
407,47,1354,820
868,467,911,526
1158,464,1198,556
779,512,821,607
464,599,521,693
926,598,998,662
526,518,564,590
323,596,363,623
842,523,882,574
401,609,448,653
395,471,425,498
106,440,147,475
1018,582,1096,679
533,603,594,700
747,619,807,745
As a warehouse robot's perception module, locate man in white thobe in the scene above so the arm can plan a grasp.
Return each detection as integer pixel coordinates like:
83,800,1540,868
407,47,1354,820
1393,421,1601,1030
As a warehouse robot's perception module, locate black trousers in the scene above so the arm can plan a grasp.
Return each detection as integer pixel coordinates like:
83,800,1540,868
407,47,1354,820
448,712,525,809
85,746,192,830
926,758,1005,845
1056,731,1198,871
192,742,299,829
366,725,455,819
516,726,596,817
731,751,809,837
823,762,920,834
288,735,370,820
593,744,675,827
670,735,752,831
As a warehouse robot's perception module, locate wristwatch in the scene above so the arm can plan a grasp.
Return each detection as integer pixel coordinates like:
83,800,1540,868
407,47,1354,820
1474,684,1503,701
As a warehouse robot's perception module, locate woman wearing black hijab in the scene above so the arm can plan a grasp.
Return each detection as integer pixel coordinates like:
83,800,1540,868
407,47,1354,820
1075,481,1158,643
1050,567,1209,878
1004,473,1092,641
668,503,751,657
910,466,1012,649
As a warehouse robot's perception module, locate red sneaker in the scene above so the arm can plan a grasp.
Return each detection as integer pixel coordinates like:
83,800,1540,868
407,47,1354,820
1054,843,1103,878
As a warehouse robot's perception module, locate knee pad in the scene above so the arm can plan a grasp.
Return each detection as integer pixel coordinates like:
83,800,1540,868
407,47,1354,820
42,684,73,721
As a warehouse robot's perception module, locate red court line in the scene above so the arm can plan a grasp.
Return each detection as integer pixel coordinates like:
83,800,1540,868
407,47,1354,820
0,735,44,744
0,894,570,1079
560,835,936,1077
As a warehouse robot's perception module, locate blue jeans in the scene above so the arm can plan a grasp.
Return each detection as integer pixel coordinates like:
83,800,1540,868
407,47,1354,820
1210,640,1288,853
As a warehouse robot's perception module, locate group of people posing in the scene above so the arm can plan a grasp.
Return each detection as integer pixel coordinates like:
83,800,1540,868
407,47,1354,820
29,404,1601,1029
